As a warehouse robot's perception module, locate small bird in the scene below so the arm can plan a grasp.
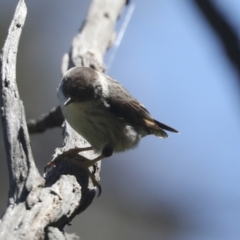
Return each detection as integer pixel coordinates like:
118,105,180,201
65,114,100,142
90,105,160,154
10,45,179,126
49,66,178,194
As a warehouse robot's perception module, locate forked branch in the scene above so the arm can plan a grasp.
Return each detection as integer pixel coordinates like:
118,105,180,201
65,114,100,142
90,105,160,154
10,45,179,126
0,0,127,239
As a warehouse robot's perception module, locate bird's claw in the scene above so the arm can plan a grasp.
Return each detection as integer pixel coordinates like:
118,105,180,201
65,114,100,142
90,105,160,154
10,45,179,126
44,153,102,197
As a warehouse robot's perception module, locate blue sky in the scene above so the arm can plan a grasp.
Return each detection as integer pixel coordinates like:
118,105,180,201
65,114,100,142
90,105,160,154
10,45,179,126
106,0,240,239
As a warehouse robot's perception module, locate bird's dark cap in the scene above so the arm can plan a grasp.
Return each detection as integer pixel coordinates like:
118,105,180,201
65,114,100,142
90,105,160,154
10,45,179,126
61,67,99,102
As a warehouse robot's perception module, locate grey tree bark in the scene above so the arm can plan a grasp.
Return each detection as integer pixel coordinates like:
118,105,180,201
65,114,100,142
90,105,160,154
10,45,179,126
0,0,127,239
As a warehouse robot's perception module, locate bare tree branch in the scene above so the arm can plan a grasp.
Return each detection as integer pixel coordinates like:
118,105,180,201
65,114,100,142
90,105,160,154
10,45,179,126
27,0,127,133
0,0,127,239
194,0,240,82
27,106,64,134
50,0,128,196
0,0,43,203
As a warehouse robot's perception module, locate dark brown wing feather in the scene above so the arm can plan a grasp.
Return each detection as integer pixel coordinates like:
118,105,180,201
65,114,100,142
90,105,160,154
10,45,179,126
105,76,178,135
154,119,179,133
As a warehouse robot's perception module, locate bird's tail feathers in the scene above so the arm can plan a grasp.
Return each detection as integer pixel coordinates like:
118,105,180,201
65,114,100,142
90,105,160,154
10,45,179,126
143,118,178,138
154,119,179,133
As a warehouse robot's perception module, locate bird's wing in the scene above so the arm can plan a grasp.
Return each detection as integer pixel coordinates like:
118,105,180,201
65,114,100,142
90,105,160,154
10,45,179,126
105,76,178,134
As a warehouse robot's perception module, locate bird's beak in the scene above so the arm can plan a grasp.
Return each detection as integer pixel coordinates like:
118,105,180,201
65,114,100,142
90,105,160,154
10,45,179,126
64,97,74,106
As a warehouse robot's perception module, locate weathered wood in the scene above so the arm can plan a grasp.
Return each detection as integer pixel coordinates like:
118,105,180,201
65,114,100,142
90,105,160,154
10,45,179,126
0,0,127,239
0,0,42,202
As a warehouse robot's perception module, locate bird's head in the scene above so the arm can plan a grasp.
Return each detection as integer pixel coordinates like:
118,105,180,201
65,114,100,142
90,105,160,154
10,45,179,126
58,66,102,106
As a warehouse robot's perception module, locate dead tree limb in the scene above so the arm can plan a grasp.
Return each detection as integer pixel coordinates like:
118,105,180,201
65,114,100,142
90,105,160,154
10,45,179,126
27,106,64,134
194,0,240,83
0,0,127,239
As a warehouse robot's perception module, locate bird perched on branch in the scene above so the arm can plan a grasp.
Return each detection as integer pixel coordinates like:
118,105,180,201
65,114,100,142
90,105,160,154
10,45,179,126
46,66,178,195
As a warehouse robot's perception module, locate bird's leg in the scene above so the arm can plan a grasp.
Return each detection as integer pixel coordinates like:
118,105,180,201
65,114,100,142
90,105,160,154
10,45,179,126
71,144,113,196
62,146,93,157
54,154,103,196
86,144,113,174
44,144,113,196
44,146,93,172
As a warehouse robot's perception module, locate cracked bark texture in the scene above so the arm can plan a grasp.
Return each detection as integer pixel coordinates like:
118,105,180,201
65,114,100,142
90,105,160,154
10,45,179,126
0,0,127,239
